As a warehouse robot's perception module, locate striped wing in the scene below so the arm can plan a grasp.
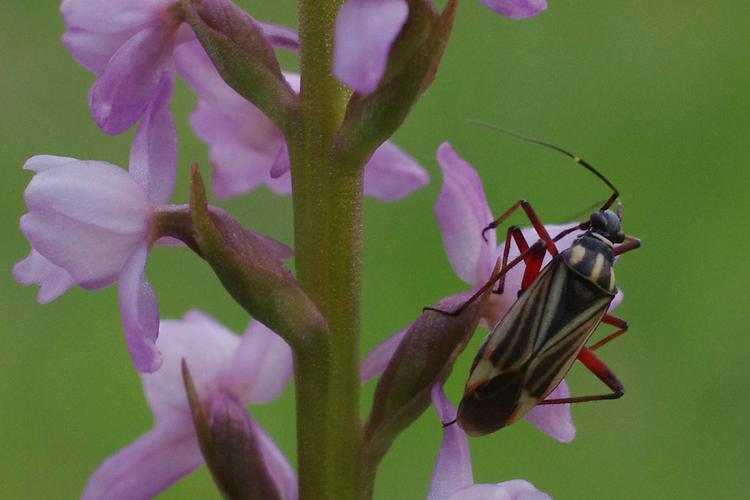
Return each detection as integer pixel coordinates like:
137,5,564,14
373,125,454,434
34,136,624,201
459,257,612,434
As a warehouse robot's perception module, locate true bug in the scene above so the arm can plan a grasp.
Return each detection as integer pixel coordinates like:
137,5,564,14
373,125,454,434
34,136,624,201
434,125,641,436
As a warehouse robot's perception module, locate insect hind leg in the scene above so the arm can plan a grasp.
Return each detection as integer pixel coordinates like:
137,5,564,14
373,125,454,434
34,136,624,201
538,347,624,405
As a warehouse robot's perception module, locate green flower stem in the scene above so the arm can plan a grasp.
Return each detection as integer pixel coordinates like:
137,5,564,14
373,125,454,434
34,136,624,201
291,1,361,499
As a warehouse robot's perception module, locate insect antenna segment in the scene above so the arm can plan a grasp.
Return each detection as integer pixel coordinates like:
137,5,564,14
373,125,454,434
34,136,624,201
465,119,621,211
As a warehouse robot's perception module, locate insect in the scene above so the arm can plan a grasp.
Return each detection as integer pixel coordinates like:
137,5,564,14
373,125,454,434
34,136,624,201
434,124,641,436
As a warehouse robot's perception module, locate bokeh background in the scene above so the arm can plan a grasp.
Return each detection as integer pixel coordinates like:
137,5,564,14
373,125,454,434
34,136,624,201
2,1,749,498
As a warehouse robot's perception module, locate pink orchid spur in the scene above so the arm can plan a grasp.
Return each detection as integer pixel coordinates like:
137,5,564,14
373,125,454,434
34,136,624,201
14,78,176,373
363,142,625,442
82,311,296,500
428,385,552,500
333,0,548,94
174,38,429,201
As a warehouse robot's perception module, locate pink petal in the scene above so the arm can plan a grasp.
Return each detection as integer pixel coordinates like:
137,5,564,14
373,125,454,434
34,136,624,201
141,310,239,420
118,244,162,373
255,421,298,500
524,379,576,443
188,92,284,199
82,418,203,500
447,481,552,500
89,25,176,134
228,321,293,404
12,250,75,304
428,385,473,500
257,21,299,51
128,73,177,204
360,326,409,384
363,141,429,201
479,0,548,20
435,143,498,286
333,0,409,94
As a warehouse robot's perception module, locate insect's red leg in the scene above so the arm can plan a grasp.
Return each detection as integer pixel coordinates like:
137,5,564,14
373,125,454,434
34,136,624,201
538,347,624,405
589,315,628,351
496,225,546,294
483,200,559,256
614,235,641,256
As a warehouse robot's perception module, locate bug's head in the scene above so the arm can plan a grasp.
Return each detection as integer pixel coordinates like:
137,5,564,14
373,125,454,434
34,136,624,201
590,209,625,243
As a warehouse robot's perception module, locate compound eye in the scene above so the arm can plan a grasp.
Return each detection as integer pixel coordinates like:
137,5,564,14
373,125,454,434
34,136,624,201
612,230,626,244
590,211,606,228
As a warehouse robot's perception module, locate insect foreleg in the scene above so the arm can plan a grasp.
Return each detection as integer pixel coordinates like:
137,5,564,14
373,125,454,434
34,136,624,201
497,225,546,295
538,347,624,405
614,235,641,256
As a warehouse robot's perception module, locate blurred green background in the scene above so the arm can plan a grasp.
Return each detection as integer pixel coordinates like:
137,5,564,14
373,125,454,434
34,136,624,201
2,1,749,498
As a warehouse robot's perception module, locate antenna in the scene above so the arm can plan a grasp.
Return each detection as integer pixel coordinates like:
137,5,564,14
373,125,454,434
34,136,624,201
466,119,620,211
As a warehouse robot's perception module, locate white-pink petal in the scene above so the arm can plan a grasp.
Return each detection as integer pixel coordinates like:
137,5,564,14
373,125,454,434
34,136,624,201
89,25,177,134
255,421,299,500
228,321,294,404
363,141,429,201
524,380,576,443
119,244,162,373
23,155,77,173
128,73,177,205
435,143,498,286
360,326,409,384
12,250,75,304
479,0,548,20
82,418,202,500
23,160,151,232
141,310,239,420
333,0,409,94
428,385,474,500
447,480,552,500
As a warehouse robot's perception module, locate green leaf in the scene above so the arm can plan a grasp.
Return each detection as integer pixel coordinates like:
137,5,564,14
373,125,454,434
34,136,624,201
181,0,299,132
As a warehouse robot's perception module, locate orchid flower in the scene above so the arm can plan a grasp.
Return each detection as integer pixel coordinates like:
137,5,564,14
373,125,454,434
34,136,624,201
174,38,429,200
13,77,176,372
61,0,298,135
82,310,296,500
428,385,552,500
333,0,548,94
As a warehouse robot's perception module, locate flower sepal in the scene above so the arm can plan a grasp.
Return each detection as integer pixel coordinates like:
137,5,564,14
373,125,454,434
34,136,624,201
181,0,298,132
332,0,457,170
181,361,284,500
189,165,327,352
361,287,489,477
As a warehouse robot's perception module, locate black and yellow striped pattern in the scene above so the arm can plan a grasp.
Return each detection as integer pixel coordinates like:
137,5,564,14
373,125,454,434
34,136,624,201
457,238,617,436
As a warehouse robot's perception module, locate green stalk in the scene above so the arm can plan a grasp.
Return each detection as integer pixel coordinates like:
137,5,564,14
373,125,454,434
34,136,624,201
291,1,361,498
